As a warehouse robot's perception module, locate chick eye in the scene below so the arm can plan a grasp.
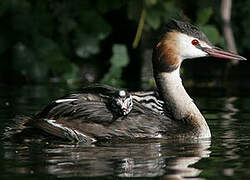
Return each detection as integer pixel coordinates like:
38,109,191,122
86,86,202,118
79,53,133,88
191,39,199,46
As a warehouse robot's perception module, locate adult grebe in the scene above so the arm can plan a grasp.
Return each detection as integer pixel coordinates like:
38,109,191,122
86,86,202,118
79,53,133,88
4,20,246,142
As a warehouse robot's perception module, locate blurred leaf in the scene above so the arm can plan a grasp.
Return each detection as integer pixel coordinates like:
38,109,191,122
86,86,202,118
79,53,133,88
101,44,129,87
74,33,100,58
110,44,129,67
145,0,158,7
146,1,178,29
196,8,213,26
201,25,220,44
146,8,161,29
78,10,112,40
75,10,111,59
161,1,179,22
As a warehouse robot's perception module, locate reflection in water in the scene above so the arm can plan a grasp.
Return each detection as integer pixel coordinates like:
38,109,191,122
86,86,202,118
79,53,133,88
3,86,250,179
221,97,239,161
219,97,239,177
3,139,211,179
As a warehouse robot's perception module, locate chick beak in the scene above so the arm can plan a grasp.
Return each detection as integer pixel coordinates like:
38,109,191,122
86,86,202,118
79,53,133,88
203,47,247,61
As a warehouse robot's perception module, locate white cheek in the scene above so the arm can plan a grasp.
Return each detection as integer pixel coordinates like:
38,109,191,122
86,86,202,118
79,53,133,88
176,34,208,60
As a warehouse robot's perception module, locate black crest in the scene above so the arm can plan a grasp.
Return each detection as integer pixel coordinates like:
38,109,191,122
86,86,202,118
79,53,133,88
165,19,212,46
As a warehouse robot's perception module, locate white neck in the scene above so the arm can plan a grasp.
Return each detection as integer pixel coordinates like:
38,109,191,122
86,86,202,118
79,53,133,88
155,67,211,138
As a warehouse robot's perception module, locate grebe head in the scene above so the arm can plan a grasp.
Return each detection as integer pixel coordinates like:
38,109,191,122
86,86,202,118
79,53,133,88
153,19,246,73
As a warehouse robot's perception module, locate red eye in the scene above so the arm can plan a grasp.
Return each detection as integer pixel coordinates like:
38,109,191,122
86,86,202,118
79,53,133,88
191,39,199,46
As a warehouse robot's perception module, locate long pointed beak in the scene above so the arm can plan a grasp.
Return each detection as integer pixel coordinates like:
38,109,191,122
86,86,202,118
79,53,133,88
203,47,247,61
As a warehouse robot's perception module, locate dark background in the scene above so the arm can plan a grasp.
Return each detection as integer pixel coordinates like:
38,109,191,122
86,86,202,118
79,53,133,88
0,0,249,93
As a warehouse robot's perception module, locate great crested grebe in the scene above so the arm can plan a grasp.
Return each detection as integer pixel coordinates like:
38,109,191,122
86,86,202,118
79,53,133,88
4,20,246,142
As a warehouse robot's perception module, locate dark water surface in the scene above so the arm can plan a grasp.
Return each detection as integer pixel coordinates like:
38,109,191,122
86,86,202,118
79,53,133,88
1,85,250,180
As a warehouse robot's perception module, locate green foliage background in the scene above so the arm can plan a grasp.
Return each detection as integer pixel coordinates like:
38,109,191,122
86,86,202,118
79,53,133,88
0,0,248,88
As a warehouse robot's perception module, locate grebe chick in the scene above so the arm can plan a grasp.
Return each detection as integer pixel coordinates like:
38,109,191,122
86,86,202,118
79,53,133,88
109,90,133,116
81,84,133,116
